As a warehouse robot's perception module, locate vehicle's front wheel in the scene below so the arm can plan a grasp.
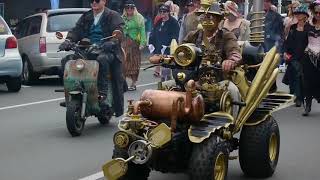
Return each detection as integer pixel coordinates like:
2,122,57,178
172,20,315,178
189,135,229,180
239,116,280,178
66,100,84,137
112,146,150,180
97,106,113,125
22,58,39,85
6,76,22,92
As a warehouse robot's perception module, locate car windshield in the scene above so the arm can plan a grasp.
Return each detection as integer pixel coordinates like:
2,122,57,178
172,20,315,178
0,18,9,35
47,12,83,32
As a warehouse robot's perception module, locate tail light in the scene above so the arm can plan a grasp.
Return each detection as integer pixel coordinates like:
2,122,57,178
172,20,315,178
5,37,18,49
39,37,46,53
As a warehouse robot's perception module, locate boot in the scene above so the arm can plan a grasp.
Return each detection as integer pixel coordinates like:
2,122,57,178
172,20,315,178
302,98,312,116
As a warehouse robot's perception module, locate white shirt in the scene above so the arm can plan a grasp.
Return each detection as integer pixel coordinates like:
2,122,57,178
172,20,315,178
94,11,103,25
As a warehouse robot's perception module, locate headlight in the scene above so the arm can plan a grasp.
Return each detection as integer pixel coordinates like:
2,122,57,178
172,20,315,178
173,44,196,67
75,60,85,71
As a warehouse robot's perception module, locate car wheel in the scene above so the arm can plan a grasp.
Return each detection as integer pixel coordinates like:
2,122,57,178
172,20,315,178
6,76,22,92
22,58,39,85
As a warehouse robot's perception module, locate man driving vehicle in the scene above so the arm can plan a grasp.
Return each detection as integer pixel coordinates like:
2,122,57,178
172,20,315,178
183,0,242,117
59,0,125,117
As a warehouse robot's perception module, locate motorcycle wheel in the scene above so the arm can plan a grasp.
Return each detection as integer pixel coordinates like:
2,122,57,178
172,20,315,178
97,114,111,125
66,100,84,137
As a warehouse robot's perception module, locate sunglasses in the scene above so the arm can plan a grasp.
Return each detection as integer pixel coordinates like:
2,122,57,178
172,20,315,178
315,11,320,15
90,0,100,3
125,5,135,9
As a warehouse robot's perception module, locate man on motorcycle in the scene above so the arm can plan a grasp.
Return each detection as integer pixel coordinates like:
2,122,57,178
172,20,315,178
183,1,242,118
59,0,125,117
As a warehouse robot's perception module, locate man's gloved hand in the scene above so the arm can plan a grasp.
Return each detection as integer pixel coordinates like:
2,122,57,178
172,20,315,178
59,40,72,51
102,41,116,53
222,60,236,72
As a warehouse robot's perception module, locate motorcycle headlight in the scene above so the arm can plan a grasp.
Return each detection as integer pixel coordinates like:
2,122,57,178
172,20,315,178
75,60,85,71
173,44,196,67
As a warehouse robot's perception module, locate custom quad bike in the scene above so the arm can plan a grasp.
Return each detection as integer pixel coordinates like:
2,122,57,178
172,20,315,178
101,38,293,179
55,31,121,137
102,1,293,179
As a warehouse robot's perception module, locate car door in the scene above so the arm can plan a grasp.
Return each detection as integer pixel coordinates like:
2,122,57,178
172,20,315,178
17,15,42,69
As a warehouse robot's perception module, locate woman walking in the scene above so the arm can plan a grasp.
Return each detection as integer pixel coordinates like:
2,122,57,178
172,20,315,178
122,0,147,91
283,4,310,107
302,0,320,116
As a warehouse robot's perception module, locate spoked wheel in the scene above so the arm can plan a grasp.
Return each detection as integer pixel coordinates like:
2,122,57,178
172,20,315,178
239,115,280,178
66,100,85,137
189,135,229,180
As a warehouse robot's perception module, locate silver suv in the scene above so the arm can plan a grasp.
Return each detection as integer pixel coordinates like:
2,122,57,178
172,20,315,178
15,8,89,84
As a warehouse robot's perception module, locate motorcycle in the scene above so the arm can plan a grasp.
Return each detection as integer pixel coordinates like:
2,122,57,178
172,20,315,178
55,31,121,137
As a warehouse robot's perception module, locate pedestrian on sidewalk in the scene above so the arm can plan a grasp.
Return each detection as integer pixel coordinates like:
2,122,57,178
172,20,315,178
283,4,310,107
122,0,147,91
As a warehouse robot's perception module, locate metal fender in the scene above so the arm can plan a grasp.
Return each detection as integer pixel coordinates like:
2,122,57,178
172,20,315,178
188,112,234,143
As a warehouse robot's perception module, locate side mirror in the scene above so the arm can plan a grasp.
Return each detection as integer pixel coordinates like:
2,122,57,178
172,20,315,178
55,32,64,40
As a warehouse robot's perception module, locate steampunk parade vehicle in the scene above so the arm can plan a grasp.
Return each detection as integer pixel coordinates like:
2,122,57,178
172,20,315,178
102,1,293,180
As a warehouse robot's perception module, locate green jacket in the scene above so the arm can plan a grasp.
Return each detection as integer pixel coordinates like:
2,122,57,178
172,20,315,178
122,13,147,46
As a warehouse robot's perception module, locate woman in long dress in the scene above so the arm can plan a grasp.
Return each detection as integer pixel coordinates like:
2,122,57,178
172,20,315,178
122,0,147,91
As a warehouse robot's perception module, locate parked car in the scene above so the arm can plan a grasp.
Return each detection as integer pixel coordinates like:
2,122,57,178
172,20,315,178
14,8,89,84
0,16,23,92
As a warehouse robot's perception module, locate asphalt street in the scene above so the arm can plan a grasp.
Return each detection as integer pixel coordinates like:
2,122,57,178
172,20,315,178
0,67,320,180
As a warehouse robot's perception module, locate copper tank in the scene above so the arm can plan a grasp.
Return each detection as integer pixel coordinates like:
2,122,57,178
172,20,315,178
133,80,205,123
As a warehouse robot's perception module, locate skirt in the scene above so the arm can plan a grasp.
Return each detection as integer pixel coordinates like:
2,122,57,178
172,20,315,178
122,37,141,81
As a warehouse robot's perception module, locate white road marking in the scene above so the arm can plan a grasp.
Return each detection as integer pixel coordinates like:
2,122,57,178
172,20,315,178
22,85,31,88
0,98,64,111
79,171,104,180
0,82,158,111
